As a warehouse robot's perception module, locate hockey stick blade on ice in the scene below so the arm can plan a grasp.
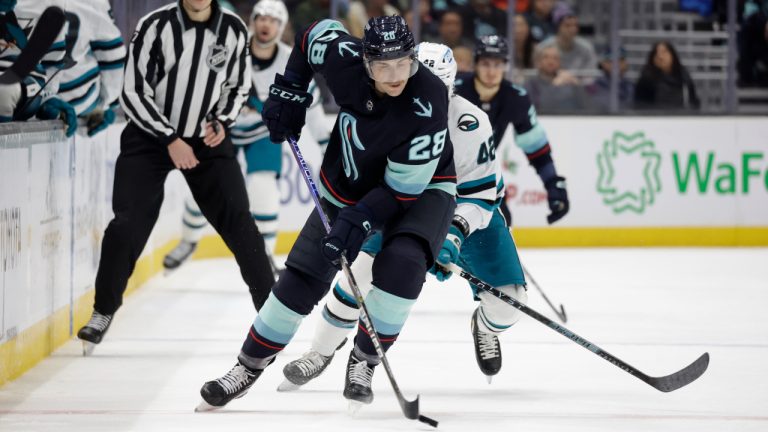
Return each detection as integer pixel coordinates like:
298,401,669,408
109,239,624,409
446,263,709,392
0,6,66,84
286,137,438,428
522,264,568,323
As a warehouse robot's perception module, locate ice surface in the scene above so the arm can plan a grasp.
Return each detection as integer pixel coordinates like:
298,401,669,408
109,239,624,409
1,248,767,432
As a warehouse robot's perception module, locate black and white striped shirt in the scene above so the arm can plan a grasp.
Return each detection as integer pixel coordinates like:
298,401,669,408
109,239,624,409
120,1,250,145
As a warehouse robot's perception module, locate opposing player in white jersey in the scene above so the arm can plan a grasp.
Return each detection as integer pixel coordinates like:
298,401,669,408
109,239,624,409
279,42,529,391
55,0,125,136
163,0,330,272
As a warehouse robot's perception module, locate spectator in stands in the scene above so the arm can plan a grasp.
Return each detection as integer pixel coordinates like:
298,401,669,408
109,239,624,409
513,14,535,69
635,41,700,110
586,47,635,112
524,0,555,43
526,44,591,113
431,0,473,15
346,0,399,38
292,0,335,32
460,0,507,40
538,3,598,75
453,45,474,72
738,3,768,87
427,9,473,49
403,1,438,40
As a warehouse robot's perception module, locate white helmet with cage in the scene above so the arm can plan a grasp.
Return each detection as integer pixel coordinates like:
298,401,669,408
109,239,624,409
250,0,289,46
415,42,458,93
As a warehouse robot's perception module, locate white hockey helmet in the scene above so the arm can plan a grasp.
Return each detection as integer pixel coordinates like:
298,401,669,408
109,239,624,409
250,0,289,46
415,42,458,92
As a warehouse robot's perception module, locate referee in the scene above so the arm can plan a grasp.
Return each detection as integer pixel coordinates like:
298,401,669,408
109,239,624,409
77,0,274,354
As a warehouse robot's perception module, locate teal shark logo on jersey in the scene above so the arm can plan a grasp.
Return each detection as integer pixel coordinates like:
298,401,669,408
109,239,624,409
412,98,432,118
338,41,359,57
457,113,479,131
596,131,662,214
339,112,366,181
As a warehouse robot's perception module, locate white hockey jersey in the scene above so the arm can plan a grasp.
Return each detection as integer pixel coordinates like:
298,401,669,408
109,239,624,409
231,41,329,147
56,0,125,116
0,0,68,96
450,94,503,236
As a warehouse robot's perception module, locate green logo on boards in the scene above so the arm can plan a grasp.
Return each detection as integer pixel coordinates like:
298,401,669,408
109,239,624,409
596,131,662,214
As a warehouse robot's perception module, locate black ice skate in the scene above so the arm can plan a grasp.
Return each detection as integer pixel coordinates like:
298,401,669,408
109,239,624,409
77,310,113,356
278,338,348,391
196,362,263,412
471,309,502,383
343,350,376,414
163,240,197,272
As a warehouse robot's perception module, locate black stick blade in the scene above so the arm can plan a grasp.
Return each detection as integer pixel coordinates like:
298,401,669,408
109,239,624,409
419,415,439,428
0,6,66,84
558,305,568,323
645,352,710,392
398,394,420,419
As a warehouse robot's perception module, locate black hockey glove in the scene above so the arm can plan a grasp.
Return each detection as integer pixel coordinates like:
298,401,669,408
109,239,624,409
545,176,569,224
321,205,374,269
262,73,313,144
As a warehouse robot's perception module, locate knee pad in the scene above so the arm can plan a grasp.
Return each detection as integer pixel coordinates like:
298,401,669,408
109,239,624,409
372,235,427,300
0,82,22,120
477,284,528,334
272,267,330,315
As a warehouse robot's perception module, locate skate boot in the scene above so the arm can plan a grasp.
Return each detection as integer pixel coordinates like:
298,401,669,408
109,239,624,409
196,361,263,412
471,309,502,383
77,310,113,356
163,240,197,271
343,350,376,414
278,338,348,391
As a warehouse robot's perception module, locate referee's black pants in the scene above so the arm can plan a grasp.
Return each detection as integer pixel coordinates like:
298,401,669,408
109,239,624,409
93,123,274,315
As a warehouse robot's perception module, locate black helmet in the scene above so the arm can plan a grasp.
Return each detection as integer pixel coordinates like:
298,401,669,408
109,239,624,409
362,15,415,61
475,35,509,62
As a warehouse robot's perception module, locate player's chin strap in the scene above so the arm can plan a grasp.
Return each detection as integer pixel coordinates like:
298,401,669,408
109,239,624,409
285,136,438,428
441,262,710,393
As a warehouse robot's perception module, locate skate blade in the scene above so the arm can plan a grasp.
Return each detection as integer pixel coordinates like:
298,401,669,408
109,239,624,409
81,341,96,357
194,400,220,412
347,400,365,416
276,379,301,392
486,375,493,384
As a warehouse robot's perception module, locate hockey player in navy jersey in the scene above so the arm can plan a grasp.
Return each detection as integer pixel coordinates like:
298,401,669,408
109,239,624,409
279,42,529,390
162,0,330,273
455,35,569,225
197,16,456,410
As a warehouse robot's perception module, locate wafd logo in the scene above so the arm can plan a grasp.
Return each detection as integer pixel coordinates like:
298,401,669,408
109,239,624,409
597,131,662,214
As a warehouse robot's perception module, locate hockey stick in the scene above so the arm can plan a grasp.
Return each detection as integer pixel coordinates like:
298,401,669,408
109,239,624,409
445,262,709,392
0,6,66,84
522,264,568,323
286,136,438,428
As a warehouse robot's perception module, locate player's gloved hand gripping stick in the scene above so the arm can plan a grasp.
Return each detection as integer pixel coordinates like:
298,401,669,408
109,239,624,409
262,74,313,143
441,262,710,393
286,136,439,428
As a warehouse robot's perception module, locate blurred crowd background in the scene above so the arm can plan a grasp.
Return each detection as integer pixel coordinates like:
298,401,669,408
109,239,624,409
110,0,768,115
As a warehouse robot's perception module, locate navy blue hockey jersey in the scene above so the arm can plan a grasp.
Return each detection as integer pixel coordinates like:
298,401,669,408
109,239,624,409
297,20,456,209
455,73,551,162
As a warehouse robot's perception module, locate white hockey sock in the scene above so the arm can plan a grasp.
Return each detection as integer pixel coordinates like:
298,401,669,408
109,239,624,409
476,284,528,334
311,253,375,356
181,196,206,243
